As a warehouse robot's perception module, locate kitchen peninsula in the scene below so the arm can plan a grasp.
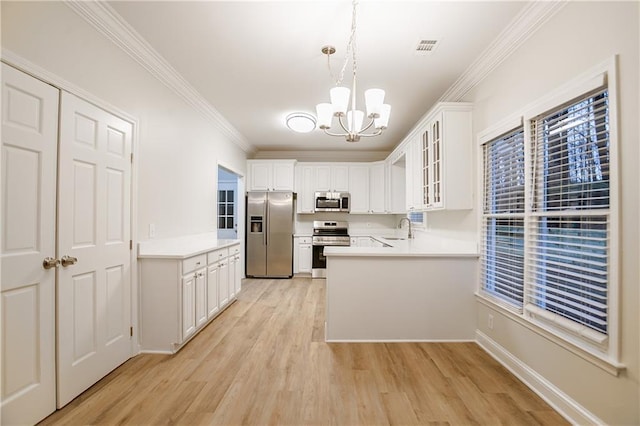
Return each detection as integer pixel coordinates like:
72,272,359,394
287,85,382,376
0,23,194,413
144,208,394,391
324,235,478,342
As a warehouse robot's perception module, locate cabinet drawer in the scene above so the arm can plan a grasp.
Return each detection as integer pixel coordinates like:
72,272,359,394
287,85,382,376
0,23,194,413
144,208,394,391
298,237,312,244
229,244,241,256
207,248,229,264
182,254,206,273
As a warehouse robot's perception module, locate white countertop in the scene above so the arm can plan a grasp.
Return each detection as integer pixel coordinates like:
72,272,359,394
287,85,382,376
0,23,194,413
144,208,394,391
324,234,478,258
138,233,241,259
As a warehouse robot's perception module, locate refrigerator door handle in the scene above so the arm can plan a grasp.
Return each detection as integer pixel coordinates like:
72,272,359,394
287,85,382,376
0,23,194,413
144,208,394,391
264,198,268,246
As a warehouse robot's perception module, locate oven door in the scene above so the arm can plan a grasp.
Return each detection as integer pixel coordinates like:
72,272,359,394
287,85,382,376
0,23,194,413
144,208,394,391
312,245,326,278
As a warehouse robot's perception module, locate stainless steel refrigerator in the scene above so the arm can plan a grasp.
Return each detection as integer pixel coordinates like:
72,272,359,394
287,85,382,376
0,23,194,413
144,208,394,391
245,191,294,278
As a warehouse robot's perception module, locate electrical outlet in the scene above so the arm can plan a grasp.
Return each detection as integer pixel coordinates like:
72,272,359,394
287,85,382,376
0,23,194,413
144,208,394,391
149,223,156,238
488,314,494,330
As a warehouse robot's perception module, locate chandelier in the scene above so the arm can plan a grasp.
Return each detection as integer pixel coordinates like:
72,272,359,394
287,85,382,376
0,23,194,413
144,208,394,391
315,0,390,143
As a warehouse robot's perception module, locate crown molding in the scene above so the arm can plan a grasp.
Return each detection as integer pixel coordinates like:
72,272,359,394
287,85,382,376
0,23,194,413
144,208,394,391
64,0,254,154
439,1,568,102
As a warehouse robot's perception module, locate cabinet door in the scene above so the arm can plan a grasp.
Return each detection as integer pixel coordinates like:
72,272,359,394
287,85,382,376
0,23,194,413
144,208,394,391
229,255,237,300
249,162,271,191
181,274,196,340
195,268,207,328
272,162,295,191
406,136,423,211
331,166,349,191
233,255,242,294
369,162,386,213
296,165,315,213
348,165,370,213
207,264,220,318
314,166,331,191
219,260,230,308
430,117,443,208
298,245,312,273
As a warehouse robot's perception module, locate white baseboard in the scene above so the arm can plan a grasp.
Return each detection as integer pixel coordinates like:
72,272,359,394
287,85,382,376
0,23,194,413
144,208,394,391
475,330,604,425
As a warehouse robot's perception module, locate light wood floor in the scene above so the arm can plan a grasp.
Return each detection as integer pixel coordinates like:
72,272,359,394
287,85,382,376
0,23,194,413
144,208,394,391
40,277,568,425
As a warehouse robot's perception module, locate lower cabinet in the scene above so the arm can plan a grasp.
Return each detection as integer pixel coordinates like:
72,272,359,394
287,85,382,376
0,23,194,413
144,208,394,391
294,236,312,274
139,242,241,353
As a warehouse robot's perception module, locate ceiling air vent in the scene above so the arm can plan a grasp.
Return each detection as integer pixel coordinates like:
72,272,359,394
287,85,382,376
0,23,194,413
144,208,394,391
415,39,439,55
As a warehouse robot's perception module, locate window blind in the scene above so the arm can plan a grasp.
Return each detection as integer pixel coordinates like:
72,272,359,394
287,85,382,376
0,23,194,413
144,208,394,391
481,129,525,309
527,88,610,339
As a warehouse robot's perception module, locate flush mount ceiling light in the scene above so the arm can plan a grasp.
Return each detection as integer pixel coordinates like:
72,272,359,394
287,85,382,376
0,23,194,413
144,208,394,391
286,112,317,133
315,0,390,143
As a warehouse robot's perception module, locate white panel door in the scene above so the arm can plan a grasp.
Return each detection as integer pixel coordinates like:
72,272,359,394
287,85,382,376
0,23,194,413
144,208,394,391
195,268,207,328
1,63,59,425
207,263,220,318
182,273,196,340
57,92,132,408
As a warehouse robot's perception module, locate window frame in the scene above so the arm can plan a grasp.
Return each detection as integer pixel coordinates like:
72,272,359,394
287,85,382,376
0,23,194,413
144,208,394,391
476,57,621,369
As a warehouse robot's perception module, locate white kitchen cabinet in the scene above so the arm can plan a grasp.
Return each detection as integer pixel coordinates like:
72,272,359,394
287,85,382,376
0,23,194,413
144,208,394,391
369,162,386,213
247,160,296,191
314,165,349,192
218,258,230,308
228,244,242,299
207,263,220,319
295,165,315,213
195,267,208,328
406,135,423,212
348,165,370,213
181,272,196,340
232,252,242,295
139,240,241,353
419,104,473,210
294,236,312,274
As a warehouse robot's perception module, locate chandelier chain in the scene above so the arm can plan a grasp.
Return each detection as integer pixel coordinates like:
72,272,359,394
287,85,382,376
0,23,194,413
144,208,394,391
328,0,358,87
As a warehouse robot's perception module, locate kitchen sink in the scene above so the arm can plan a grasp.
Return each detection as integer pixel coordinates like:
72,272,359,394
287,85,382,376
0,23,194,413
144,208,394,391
383,237,406,240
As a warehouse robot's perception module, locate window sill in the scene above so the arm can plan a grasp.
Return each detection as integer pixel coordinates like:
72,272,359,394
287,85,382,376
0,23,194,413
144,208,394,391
475,294,626,377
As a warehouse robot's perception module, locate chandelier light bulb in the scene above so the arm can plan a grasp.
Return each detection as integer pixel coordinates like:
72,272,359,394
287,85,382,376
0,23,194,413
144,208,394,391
375,104,391,129
365,88,385,118
330,87,350,116
315,103,333,129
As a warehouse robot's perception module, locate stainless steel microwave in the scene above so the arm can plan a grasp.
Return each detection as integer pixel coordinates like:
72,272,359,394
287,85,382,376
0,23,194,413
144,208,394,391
314,192,350,212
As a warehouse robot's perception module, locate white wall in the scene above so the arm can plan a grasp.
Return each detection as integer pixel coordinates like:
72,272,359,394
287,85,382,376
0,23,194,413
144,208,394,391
1,1,248,240
460,2,638,424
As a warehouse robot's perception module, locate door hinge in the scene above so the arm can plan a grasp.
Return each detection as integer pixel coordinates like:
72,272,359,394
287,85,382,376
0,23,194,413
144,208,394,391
130,240,133,250
130,326,133,337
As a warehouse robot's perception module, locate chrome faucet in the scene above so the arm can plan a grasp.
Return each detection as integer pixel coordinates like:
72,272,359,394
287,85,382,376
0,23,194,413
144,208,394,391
398,217,414,239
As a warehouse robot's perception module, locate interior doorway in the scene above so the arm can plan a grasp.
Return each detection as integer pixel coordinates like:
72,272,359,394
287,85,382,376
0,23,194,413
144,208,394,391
217,166,239,240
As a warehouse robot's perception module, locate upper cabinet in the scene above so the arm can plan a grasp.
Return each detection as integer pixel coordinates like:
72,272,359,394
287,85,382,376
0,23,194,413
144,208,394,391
314,165,349,192
247,160,296,191
295,165,315,214
419,104,473,210
348,165,369,214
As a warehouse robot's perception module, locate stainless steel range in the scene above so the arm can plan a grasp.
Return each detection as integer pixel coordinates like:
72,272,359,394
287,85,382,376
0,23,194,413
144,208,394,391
312,220,350,278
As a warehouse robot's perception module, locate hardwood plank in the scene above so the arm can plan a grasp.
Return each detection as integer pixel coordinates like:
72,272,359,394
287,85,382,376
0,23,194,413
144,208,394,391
39,277,569,426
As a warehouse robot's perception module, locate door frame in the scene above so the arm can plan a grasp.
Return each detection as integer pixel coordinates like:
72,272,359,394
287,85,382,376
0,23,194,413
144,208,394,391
217,161,245,279
2,51,141,356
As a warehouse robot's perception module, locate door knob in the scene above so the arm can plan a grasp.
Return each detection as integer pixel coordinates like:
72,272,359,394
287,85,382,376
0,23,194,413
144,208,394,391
43,257,60,269
61,255,78,267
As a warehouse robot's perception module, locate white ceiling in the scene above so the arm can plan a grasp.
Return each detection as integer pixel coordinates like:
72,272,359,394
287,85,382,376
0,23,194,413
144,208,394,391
107,1,527,154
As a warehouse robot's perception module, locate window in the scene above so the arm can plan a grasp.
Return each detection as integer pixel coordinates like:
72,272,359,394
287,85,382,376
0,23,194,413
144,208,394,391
218,190,234,230
480,86,614,354
481,128,525,309
527,88,610,343
407,211,426,228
